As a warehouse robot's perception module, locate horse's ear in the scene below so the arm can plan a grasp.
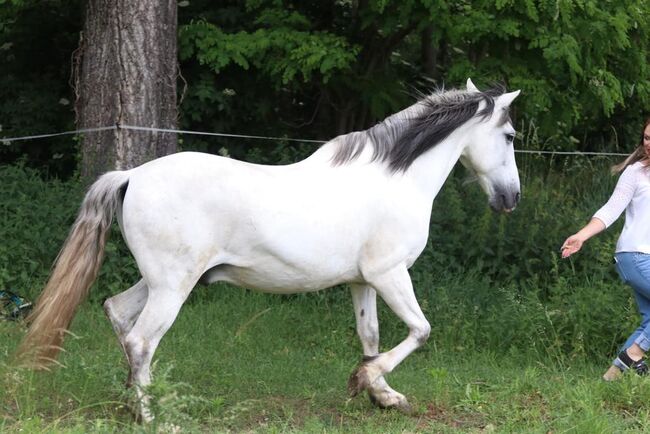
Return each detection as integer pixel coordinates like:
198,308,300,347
466,78,479,93
497,90,521,107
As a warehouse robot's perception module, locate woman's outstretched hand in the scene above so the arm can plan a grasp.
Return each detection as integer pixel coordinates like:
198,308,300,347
561,235,584,258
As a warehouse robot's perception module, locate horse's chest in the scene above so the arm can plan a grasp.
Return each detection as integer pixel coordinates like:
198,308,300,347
357,213,430,275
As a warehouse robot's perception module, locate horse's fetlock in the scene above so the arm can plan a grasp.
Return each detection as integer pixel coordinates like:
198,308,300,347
348,358,383,397
348,367,367,397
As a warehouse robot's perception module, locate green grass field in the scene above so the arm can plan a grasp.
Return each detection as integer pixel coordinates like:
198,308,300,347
3,281,650,433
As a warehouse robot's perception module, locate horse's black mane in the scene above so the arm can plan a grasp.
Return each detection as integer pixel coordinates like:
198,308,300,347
332,84,508,172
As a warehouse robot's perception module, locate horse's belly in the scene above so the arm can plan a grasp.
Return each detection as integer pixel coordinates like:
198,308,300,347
202,258,360,293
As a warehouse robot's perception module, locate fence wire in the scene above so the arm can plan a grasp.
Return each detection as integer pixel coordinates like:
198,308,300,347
0,125,630,157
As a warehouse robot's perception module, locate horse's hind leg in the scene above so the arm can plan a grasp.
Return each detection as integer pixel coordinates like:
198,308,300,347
103,279,148,386
350,284,410,411
123,274,199,422
104,279,148,339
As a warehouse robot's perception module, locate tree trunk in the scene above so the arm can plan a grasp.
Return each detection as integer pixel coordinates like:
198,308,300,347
75,0,178,180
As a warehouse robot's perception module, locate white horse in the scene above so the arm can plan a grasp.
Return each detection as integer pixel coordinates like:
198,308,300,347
18,79,520,420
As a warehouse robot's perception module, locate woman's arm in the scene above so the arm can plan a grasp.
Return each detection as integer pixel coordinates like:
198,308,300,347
561,165,638,259
561,218,606,258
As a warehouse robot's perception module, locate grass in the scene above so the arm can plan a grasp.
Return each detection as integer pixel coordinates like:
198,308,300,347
0,135,643,433
2,281,650,433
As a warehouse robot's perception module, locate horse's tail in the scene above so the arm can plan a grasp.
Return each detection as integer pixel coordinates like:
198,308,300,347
17,170,130,368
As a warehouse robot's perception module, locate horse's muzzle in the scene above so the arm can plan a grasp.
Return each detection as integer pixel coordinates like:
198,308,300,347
489,190,520,213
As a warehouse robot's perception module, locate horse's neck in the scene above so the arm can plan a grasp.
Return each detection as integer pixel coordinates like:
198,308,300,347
397,100,469,202
404,133,466,204
302,100,466,202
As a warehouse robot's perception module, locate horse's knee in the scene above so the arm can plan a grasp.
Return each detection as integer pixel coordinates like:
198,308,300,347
412,321,430,346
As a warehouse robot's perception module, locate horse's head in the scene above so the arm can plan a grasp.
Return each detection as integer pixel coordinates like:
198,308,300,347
460,79,521,213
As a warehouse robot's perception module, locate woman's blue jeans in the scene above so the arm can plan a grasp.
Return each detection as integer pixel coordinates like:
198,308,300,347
614,252,650,368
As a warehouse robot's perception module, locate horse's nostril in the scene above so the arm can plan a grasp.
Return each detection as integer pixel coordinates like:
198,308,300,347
500,194,507,206
515,192,521,203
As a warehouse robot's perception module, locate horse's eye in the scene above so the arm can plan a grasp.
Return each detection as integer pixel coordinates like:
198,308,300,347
505,133,515,143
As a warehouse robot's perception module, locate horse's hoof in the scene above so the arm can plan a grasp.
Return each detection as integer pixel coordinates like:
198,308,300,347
367,389,412,414
393,397,413,414
372,395,412,414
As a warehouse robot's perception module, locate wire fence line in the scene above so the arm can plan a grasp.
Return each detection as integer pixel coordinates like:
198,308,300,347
0,124,630,157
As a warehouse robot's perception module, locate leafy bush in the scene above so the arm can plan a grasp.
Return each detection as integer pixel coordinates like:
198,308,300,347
407,272,632,362
0,164,139,301
420,154,622,287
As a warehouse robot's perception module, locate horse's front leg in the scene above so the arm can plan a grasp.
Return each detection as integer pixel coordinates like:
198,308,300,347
350,284,410,412
348,266,430,412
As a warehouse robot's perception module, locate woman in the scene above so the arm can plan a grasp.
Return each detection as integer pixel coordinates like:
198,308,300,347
562,118,650,380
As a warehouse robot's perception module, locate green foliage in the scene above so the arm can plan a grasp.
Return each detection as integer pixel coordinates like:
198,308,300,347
180,21,359,85
412,273,631,362
437,0,650,150
142,364,206,432
0,164,81,293
2,0,649,174
416,155,621,288
173,0,650,163
0,0,82,176
0,164,139,301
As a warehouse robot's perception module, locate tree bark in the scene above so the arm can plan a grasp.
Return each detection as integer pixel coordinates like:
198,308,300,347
75,0,178,180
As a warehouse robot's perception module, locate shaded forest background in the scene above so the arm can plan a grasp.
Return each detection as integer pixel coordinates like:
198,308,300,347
1,0,649,177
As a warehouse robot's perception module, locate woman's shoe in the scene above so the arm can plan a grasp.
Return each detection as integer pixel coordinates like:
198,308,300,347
615,350,649,375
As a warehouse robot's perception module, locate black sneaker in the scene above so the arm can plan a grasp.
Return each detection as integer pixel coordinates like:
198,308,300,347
616,350,649,376
0,290,32,320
